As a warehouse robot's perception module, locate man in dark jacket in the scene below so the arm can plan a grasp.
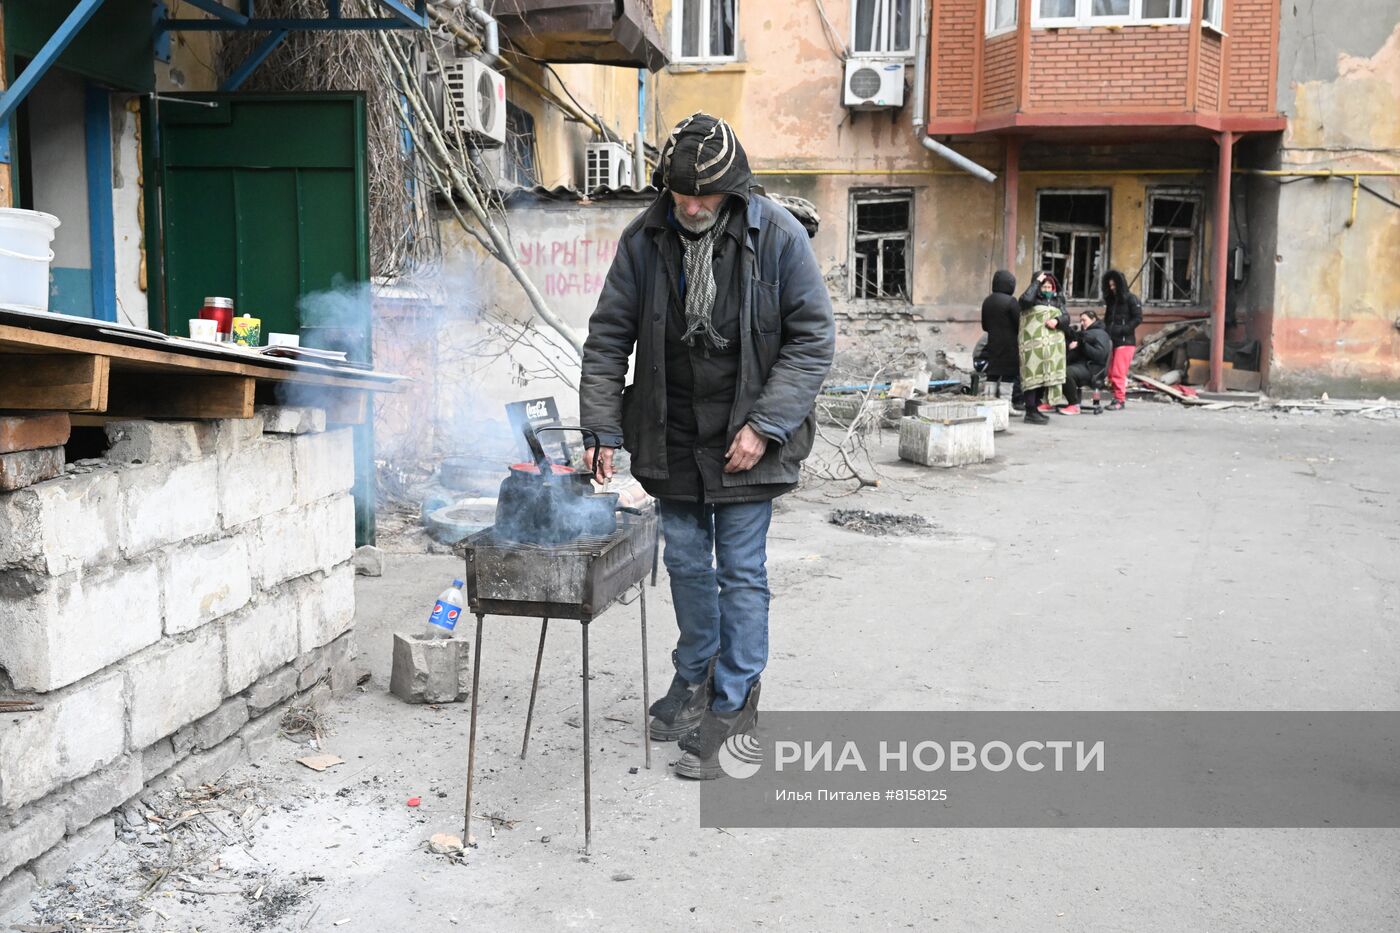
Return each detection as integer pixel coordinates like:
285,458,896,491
978,270,1021,407
1061,310,1112,414
1101,269,1142,410
579,114,835,779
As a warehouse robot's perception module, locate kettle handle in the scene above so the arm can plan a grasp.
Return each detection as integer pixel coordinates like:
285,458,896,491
533,426,603,475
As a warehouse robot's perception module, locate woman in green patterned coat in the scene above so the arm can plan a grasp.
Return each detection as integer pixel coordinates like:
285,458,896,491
1017,272,1071,425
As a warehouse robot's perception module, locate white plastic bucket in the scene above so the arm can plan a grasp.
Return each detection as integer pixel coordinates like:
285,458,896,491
0,208,61,311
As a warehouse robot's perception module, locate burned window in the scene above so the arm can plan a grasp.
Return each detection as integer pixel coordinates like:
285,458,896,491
675,0,737,61
1143,190,1202,304
853,0,913,55
850,191,912,301
504,102,539,188
1035,191,1110,302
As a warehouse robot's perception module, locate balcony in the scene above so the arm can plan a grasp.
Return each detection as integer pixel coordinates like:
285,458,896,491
488,0,668,70
927,0,1285,138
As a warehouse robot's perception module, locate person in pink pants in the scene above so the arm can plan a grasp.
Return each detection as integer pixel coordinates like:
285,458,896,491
1102,270,1142,410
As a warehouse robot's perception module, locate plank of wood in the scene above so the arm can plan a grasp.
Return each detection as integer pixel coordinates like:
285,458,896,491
253,383,368,425
0,354,110,411
105,373,256,420
1130,372,1210,405
0,324,399,392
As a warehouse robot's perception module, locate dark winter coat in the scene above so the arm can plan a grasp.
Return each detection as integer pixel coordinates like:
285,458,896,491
579,193,835,495
1019,277,1070,333
1102,270,1143,348
979,270,1020,379
1068,320,1112,381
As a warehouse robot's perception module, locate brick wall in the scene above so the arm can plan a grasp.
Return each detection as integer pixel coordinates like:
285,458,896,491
1027,26,1191,111
0,408,360,902
1197,31,1222,111
981,32,1019,113
1226,0,1273,112
933,0,979,118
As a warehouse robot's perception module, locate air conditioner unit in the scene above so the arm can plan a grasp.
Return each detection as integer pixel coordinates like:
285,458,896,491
843,58,905,110
584,142,633,191
442,58,506,147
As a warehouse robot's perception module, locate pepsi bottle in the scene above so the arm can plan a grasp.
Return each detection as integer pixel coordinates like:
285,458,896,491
426,579,465,638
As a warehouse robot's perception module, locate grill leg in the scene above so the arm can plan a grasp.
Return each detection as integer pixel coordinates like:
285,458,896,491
581,621,592,855
650,530,660,587
520,618,549,759
463,614,485,847
639,585,651,770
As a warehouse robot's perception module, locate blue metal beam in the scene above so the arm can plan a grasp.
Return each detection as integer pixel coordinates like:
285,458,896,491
179,0,249,26
220,29,289,91
0,0,111,126
374,0,428,29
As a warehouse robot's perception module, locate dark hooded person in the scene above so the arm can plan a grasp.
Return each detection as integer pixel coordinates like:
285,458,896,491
1101,269,1143,410
579,113,835,779
979,270,1021,406
1017,272,1070,424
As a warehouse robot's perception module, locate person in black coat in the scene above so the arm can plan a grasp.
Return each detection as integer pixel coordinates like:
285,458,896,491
978,269,1021,406
1061,310,1112,412
1101,269,1143,410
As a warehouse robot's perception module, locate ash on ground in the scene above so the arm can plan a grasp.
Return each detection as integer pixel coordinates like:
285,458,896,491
827,509,936,536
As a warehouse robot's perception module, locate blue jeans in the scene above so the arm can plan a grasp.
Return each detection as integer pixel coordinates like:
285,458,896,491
657,499,773,713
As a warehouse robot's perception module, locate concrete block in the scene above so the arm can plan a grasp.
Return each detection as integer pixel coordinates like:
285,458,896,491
973,397,1012,433
250,496,355,589
118,459,220,556
62,756,142,834
218,438,295,529
0,561,161,692
238,709,287,761
0,672,124,810
0,868,37,918
0,471,121,575
126,628,225,748
258,405,326,435
103,420,212,465
31,816,116,886
352,544,383,577
225,588,301,694
298,563,355,654
139,739,177,783
212,412,266,449
161,736,245,790
0,413,71,455
390,632,472,704
174,697,249,755
898,416,995,468
0,806,64,880
291,428,355,505
0,447,64,492
246,665,299,716
163,536,253,634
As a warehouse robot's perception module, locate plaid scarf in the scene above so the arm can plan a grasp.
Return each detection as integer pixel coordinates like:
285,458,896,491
678,204,732,350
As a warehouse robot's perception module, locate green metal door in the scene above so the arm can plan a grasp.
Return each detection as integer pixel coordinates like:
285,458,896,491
152,93,376,543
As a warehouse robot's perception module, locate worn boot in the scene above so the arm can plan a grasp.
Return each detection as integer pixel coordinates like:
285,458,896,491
674,682,762,780
1024,406,1050,425
648,652,714,741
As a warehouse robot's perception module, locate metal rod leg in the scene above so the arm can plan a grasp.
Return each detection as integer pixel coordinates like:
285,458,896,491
640,586,651,770
521,618,549,759
462,614,485,846
581,622,592,855
650,531,660,587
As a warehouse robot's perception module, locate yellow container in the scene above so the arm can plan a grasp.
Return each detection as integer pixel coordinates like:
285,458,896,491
231,314,262,347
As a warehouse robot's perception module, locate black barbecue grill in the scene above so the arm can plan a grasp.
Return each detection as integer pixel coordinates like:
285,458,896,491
459,509,660,853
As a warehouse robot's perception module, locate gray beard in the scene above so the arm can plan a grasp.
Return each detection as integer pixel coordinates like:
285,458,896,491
676,210,719,233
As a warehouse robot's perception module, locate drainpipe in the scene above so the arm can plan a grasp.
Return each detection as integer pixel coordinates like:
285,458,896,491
1209,130,1234,393
912,0,996,183
464,1,500,59
635,69,647,187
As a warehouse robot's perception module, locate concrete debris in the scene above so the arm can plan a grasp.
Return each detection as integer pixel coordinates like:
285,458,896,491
827,509,936,536
427,833,464,855
353,544,385,576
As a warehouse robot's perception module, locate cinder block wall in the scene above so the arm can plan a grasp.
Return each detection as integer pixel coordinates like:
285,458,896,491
0,408,359,905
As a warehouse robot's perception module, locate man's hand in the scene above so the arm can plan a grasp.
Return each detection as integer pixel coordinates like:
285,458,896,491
1069,340,1079,350
724,425,769,474
583,447,616,482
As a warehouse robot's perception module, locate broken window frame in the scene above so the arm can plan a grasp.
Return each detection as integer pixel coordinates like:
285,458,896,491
1034,188,1111,303
1142,187,1203,306
1033,0,1190,27
986,0,1019,36
849,189,914,302
503,101,539,189
673,0,739,63
851,0,915,57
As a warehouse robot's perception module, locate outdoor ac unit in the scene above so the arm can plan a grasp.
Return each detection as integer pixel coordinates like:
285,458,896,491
442,58,506,147
843,58,905,110
584,142,633,191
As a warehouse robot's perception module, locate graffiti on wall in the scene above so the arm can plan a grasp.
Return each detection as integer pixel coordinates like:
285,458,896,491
517,235,620,299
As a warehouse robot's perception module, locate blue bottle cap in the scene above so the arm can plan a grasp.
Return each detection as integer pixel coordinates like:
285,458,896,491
452,579,463,588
